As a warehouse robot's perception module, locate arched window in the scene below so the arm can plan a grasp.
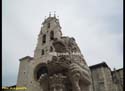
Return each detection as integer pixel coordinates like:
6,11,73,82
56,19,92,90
50,31,54,40
48,23,50,28
43,34,46,43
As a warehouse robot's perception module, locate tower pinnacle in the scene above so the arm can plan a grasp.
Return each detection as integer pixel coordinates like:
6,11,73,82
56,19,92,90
54,11,56,17
49,12,51,17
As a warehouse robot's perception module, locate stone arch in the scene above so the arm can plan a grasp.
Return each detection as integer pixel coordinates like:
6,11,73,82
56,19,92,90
34,63,48,81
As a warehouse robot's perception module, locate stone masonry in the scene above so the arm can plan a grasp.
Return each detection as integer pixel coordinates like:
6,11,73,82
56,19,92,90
16,14,123,91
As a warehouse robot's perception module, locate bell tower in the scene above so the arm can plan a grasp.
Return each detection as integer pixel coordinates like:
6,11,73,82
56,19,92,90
34,12,62,59
17,13,91,91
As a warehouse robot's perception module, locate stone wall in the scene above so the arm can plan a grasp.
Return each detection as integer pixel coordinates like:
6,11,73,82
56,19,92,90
16,59,123,91
112,68,123,91
89,62,123,91
16,15,123,91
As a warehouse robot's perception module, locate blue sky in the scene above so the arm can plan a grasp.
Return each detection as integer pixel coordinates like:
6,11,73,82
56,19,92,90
2,0,123,86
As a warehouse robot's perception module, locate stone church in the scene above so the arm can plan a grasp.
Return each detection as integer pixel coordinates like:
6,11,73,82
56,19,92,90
16,14,123,91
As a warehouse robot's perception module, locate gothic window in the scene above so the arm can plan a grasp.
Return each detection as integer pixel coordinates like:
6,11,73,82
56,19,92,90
50,31,54,40
48,23,50,28
41,49,44,55
42,34,46,44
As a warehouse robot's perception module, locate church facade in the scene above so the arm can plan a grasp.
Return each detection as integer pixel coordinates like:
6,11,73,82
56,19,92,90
16,14,123,91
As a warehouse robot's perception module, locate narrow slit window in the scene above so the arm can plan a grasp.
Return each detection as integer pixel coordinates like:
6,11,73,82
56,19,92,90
41,49,44,55
43,34,46,44
50,31,54,40
50,46,53,52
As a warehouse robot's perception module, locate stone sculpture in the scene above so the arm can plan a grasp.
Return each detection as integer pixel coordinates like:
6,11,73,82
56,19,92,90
38,36,91,91
46,37,92,91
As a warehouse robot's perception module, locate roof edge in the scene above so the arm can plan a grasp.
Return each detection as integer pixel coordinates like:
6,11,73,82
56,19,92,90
19,56,34,61
89,61,110,70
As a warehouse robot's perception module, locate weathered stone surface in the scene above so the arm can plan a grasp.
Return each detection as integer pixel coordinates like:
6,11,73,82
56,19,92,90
16,15,123,91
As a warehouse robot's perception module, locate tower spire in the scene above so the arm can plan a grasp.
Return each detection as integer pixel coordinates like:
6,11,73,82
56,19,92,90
49,12,51,17
54,11,56,17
